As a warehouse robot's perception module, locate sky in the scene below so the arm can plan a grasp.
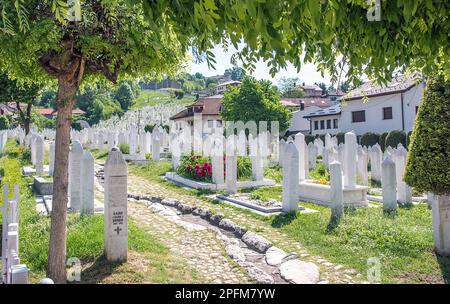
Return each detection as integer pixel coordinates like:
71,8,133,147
187,44,333,87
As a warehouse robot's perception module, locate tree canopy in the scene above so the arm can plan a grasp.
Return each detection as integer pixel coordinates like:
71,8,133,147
221,76,292,132
0,0,186,86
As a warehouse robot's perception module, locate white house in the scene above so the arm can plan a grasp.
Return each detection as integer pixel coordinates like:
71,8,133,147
213,80,241,95
304,73,424,138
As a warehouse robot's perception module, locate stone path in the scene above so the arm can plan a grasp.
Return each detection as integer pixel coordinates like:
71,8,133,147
123,171,368,284
94,160,368,284
128,200,252,284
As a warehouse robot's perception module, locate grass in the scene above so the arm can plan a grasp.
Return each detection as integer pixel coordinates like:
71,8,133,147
1,141,201,284
268,203,450,283
131,90,195,110
128,159,450,284
90,148,109,160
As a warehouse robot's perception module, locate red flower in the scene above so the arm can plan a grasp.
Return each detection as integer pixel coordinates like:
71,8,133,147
207,168,212,175
203,162,210,168
195,164,200,170
187,165,193,171
197,170,203,177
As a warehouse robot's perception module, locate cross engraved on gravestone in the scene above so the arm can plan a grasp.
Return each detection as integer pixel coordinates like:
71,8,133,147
111,207,125,236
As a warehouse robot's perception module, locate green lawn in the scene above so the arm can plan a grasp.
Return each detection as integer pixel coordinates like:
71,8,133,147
131,90,195,109
128,159,450,284
0,140,201,283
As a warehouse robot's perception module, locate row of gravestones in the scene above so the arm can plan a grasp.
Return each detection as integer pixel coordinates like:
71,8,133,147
282,132,410,195
68,141,95,215
281,134,450,257
1,185,29,284
95,103,185,131
71,127,169,161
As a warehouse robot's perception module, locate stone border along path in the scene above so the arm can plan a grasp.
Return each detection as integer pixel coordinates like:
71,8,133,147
94,162,368,284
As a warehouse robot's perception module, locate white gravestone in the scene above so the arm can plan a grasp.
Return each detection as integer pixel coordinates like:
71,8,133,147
211,137,224,185
330,161,344,220
80,151,95,215
294,133,306,181
356,146,368,186
69,141,83,211
34,136,44,175
104,147,128,262
369,144,382,182
432,195,450,256
393,145,412,204
225,135,238,194
249,136,263,181
381,155,397,212
344,132,357,188
282,142,299,212
48,142,55,177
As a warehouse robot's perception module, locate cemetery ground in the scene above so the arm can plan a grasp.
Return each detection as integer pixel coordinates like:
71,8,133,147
1,139,449,284
124,158,450,284
0,140,205,283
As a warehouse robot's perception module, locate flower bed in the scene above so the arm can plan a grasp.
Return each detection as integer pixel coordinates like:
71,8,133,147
176,155,252,182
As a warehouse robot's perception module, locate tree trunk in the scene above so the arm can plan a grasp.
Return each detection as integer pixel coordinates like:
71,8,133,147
47,55,85,283
24,102,32,135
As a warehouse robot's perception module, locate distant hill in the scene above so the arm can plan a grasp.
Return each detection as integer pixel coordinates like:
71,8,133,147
131,90,195,110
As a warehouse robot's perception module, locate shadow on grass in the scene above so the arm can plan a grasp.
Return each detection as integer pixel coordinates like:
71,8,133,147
270,211,297,228
77,255,124,284
437,254,450,284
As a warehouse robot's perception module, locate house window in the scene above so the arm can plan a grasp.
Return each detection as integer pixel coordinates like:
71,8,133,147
333,119,338,129
326,119,331,129
216,120,222,127
207,120,214,128
352,110,365,123
314,121,319,130
320,120,325,130
383,107,393,120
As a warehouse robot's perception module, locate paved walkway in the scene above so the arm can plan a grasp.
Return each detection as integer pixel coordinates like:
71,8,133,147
125,172,367,284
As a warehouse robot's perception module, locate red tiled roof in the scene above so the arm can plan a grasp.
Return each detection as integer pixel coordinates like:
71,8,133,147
170,96,222,120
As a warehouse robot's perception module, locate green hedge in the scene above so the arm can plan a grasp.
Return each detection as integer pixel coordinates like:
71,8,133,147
0,115,9,130
335,132,346,145
360,132,380,147
305,134,315,145
380,132,388,151
385,130,407,149
405,74,450,195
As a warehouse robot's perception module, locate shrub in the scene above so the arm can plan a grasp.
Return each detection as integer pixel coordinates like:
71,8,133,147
118,143,129,155
174,89,184,99
236,156,252,180
0,115,10,130
144,124,169,134
405,74,450,195
2,139,31,165
176,155,253,182
305,134,315,145
360,132,380,147
406,131,413,148
177,155,213,182
144,124,156,133
335,132,346,145
380,132,388,151
385,130,407,149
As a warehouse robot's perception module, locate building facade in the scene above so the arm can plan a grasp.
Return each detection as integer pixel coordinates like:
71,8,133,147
304,73,424,137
